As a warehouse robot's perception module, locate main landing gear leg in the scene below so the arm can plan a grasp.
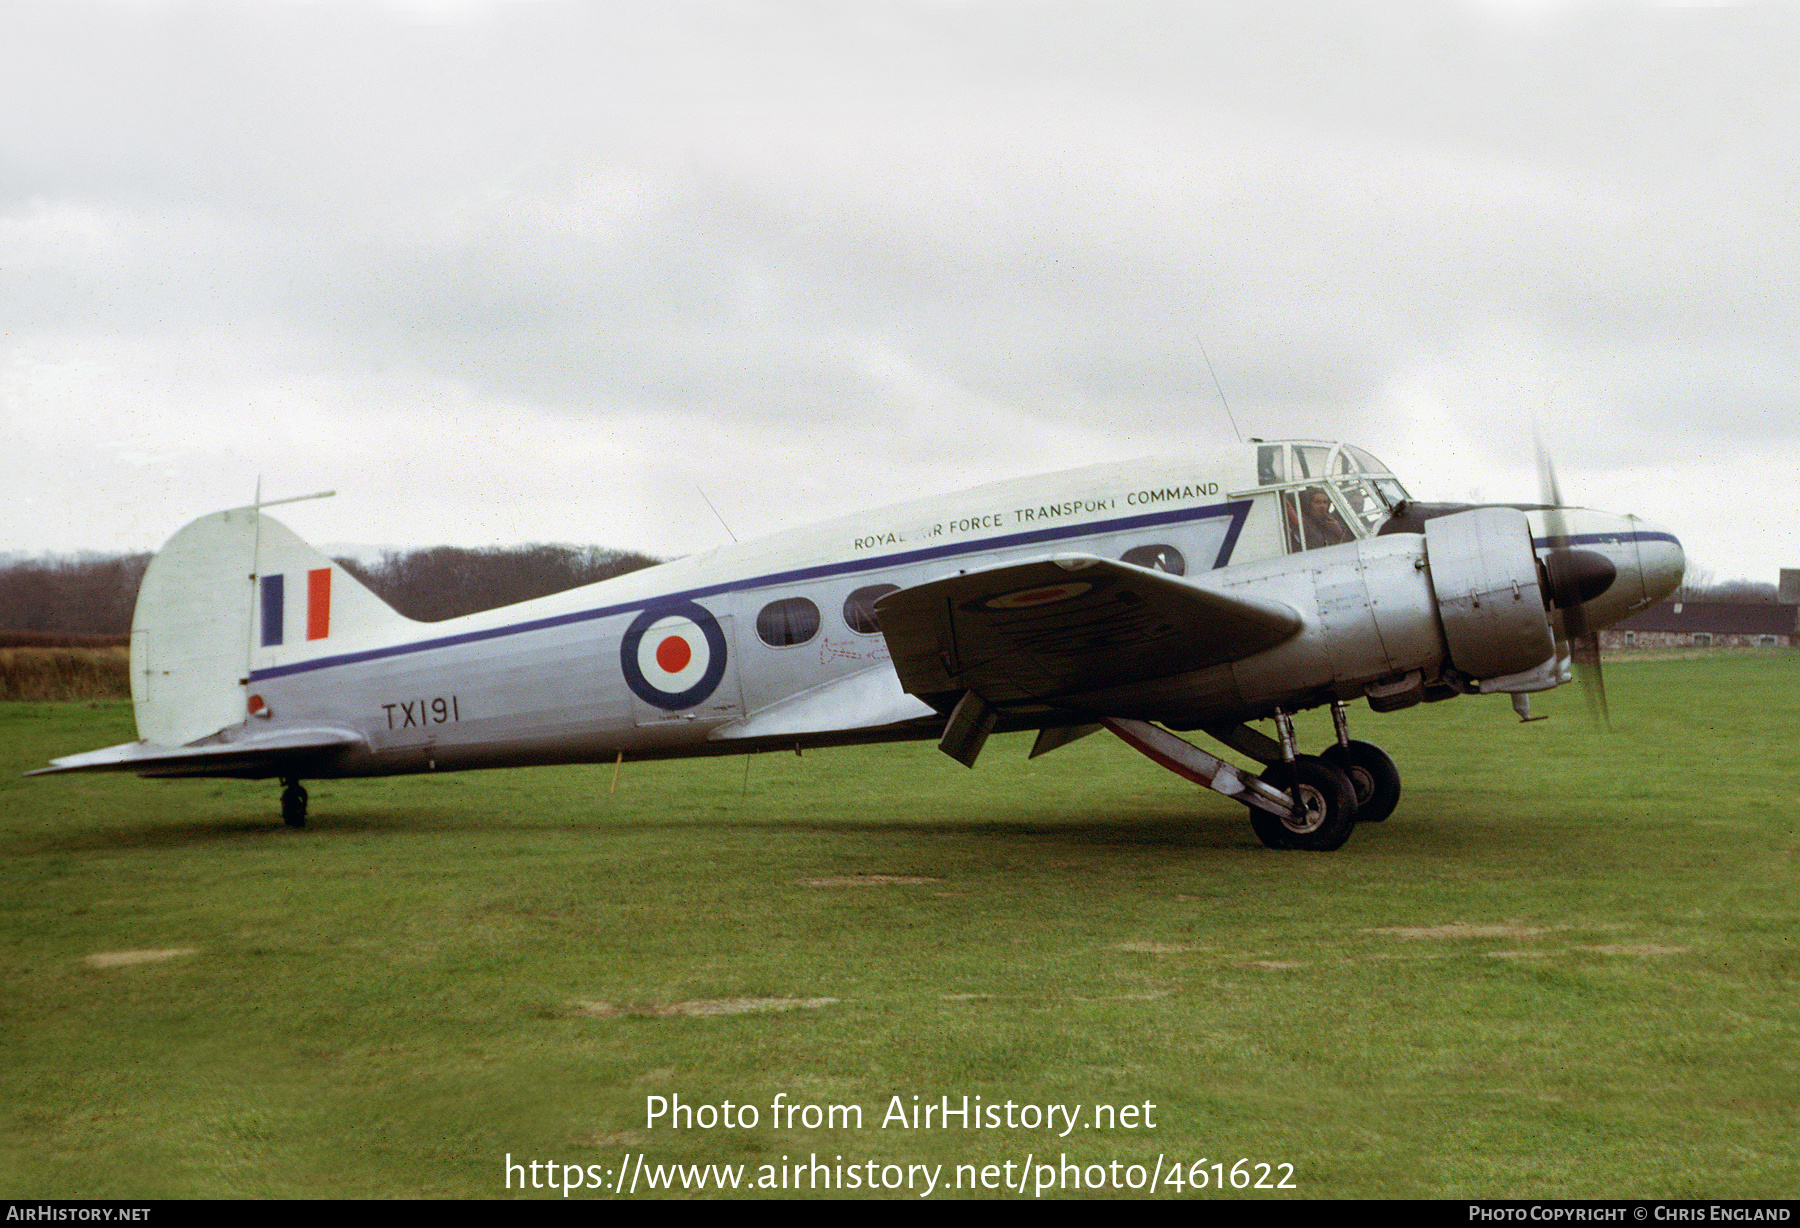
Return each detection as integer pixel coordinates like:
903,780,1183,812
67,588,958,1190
1211,705,1403,827
280,777,308,829
1103,717,1356,851
1319,700,1402,823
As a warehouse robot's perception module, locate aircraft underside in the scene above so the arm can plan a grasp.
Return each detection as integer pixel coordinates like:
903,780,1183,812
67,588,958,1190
242,699,1393,851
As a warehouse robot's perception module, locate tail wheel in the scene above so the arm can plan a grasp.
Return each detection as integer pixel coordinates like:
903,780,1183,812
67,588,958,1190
1321,740,1401,823
1251,756,1357,851
280,779,308,829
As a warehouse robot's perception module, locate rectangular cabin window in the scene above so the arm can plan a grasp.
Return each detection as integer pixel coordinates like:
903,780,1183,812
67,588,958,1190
1692,633,1712,646
1759,635,1778,647
1624,631,1636,645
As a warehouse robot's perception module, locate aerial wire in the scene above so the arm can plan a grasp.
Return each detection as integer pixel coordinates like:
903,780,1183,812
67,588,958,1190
697,487,738,543
1198,339,1242,443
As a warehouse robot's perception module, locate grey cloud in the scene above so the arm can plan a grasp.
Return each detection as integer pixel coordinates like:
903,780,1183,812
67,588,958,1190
4,0,1797,579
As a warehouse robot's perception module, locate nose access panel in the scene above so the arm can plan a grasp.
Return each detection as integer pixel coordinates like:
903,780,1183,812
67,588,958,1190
1424,508,1556,681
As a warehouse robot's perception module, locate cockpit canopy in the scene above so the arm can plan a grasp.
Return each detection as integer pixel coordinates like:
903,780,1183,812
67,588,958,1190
1249,440,1412,553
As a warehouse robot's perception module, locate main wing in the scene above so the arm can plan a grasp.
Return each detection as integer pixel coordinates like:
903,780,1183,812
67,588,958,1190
875,554,1301,710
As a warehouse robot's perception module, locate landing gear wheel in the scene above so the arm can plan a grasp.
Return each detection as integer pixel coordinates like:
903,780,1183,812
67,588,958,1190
1250,756,1357,851
280,778,308,829
1321,740,1401,823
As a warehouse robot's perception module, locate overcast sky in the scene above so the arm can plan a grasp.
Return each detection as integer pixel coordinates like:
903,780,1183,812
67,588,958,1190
3,0,1796,585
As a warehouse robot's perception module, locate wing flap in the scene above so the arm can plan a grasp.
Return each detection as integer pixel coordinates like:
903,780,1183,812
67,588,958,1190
875,554,1301,706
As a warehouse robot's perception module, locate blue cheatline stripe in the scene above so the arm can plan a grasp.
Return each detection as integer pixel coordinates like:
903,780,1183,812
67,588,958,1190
1531,531,1681,549
260,574,284,646
248,499,1255,682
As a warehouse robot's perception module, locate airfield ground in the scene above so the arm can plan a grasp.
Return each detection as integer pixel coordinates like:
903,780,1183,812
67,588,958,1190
2,652,1795,1199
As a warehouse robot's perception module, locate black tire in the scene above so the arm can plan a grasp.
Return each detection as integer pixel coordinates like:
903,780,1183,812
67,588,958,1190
281,780,308,829
1321,740,1401,823
1250,756,1358,851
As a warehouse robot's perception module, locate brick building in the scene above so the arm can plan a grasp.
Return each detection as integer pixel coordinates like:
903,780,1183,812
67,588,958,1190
1599,601,1797,650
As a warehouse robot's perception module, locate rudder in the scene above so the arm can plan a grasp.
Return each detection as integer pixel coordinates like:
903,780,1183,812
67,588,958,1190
132,509,413,745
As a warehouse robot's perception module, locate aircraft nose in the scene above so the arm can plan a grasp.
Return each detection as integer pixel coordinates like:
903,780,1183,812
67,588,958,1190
1533,508,1680,634
1630,516,1685,607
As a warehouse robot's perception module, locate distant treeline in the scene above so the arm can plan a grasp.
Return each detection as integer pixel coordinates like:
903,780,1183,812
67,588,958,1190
1671,578,1780,604
334,544,661,622
0,544,661,634
0,554,152,636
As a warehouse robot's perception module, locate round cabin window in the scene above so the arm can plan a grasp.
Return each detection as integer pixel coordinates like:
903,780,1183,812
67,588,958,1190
756,596,822,647
842,584,900,634
1120,544,1186,575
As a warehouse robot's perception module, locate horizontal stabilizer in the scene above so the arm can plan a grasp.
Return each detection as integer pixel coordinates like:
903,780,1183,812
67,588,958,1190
875,553,1301,707
27,726,360,780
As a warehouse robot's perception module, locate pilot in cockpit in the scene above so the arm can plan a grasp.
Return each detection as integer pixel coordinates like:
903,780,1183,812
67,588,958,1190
1300,487,1351,549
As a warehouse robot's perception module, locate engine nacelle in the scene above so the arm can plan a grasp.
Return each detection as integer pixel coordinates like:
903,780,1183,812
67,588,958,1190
1423,507,1555,681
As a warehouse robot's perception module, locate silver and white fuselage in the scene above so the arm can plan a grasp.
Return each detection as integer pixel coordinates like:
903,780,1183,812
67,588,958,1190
36,441,1683,784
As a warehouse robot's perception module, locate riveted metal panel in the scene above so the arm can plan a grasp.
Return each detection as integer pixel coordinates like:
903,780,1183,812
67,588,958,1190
1424,508,1555,680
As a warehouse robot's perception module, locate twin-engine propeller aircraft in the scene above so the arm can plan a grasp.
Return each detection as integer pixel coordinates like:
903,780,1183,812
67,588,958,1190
33,440,1683,850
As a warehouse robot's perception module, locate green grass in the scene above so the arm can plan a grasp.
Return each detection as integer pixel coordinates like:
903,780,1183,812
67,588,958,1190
3,655,1797,1199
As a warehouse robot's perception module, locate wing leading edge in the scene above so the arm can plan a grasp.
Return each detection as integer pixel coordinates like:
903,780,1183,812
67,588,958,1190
875,554,1302,711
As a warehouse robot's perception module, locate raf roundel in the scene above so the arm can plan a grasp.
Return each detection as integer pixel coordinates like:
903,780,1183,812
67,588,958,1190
621,601,729,711
984,581,1095,610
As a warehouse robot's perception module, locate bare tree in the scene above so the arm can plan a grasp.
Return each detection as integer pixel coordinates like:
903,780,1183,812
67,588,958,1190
1669,564,1785,604
0,553,152,635
334,544,661,622
1702,579,1779,603
1671,565,1716,604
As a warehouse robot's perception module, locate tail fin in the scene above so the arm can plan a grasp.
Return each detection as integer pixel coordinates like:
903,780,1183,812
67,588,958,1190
132,509,413,745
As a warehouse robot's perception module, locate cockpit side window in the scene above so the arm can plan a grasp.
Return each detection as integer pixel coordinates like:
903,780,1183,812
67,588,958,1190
1257,445,1286,485
1283,487,1354,552
1373,477,1410,506
1258,441,1413,551
1341,446,1412,505
1295,446,1331,479
1332,477,1389,536
1282,489,1304,552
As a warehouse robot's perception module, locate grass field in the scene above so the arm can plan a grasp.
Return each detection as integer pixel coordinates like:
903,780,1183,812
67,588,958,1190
3,654,1796,1199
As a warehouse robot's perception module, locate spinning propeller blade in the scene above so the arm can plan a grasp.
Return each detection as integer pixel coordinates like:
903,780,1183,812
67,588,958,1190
1535,437,1610,729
